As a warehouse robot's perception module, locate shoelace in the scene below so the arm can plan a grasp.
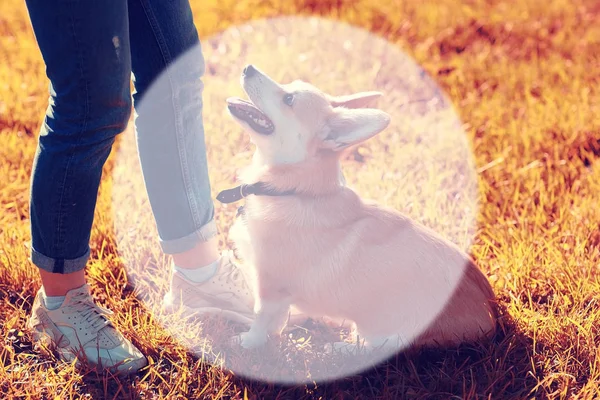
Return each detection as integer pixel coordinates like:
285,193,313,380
220,252,251,291
67,291,114,333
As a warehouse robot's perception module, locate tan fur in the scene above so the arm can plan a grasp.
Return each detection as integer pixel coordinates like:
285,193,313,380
227,65,497,350
230,153,496,349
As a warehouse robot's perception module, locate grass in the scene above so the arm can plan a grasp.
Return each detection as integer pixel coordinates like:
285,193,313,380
1,0,600,398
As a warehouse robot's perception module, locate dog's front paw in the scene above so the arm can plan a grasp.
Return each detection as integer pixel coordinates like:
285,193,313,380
232,331,268,349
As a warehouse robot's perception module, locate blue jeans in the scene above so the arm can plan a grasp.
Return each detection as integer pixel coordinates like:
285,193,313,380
26,0,217,274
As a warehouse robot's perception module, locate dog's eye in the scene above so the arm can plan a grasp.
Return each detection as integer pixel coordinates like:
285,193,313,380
283,93,295,106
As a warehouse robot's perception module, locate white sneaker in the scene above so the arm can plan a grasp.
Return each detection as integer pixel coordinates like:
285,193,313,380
27,284,147,375
163,250,312,328
163,250,256,324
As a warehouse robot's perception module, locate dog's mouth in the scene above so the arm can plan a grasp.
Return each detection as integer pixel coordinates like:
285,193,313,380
226,97,274,135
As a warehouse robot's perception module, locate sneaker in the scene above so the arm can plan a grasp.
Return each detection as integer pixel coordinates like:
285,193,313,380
27,284,147,375
163,250,312,328
163,250,256,324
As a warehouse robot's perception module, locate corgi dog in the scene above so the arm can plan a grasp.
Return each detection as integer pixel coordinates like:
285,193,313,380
221,64,497,353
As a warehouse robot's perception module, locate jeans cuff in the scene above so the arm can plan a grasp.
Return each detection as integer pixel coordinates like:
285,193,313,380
159,219,218,254
31,247,90,274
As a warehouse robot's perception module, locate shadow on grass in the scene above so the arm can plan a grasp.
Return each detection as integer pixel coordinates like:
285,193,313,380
8,282,543,400
227,306,543,400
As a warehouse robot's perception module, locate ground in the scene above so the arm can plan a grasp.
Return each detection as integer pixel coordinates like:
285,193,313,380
0,0,599,398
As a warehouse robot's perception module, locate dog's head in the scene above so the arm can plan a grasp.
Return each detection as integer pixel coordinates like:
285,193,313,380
227,65,391,165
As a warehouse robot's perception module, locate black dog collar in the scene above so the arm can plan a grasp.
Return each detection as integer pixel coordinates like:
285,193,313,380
216,182,295,204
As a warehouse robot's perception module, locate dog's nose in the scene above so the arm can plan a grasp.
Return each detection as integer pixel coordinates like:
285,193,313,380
243,64,256,78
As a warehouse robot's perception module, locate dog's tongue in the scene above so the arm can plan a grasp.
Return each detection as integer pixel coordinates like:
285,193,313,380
226,97,253,106
226,97,262,114
226,97,275,135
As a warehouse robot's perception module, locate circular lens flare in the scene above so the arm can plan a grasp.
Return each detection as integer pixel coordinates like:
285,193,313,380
111,16,479,385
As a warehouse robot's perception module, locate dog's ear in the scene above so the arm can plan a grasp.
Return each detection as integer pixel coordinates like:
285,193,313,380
321,108,390,151
327,91,382,109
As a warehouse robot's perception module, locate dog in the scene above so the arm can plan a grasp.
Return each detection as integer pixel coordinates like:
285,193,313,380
221,64,497,353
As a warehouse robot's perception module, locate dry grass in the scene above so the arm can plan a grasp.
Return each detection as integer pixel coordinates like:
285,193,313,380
1,0,600,398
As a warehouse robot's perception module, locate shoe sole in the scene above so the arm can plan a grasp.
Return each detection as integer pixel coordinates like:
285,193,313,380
27,319,147,376
162,293,309,332
161,293,255,325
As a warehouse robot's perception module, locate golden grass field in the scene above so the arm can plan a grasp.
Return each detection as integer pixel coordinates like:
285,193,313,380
1,0,600,398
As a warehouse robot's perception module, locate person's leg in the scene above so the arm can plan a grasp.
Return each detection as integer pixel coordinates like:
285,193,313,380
127,0,218,264
27,0,132,287
126,0,257,321
38,270,86,297
25,0,145,374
